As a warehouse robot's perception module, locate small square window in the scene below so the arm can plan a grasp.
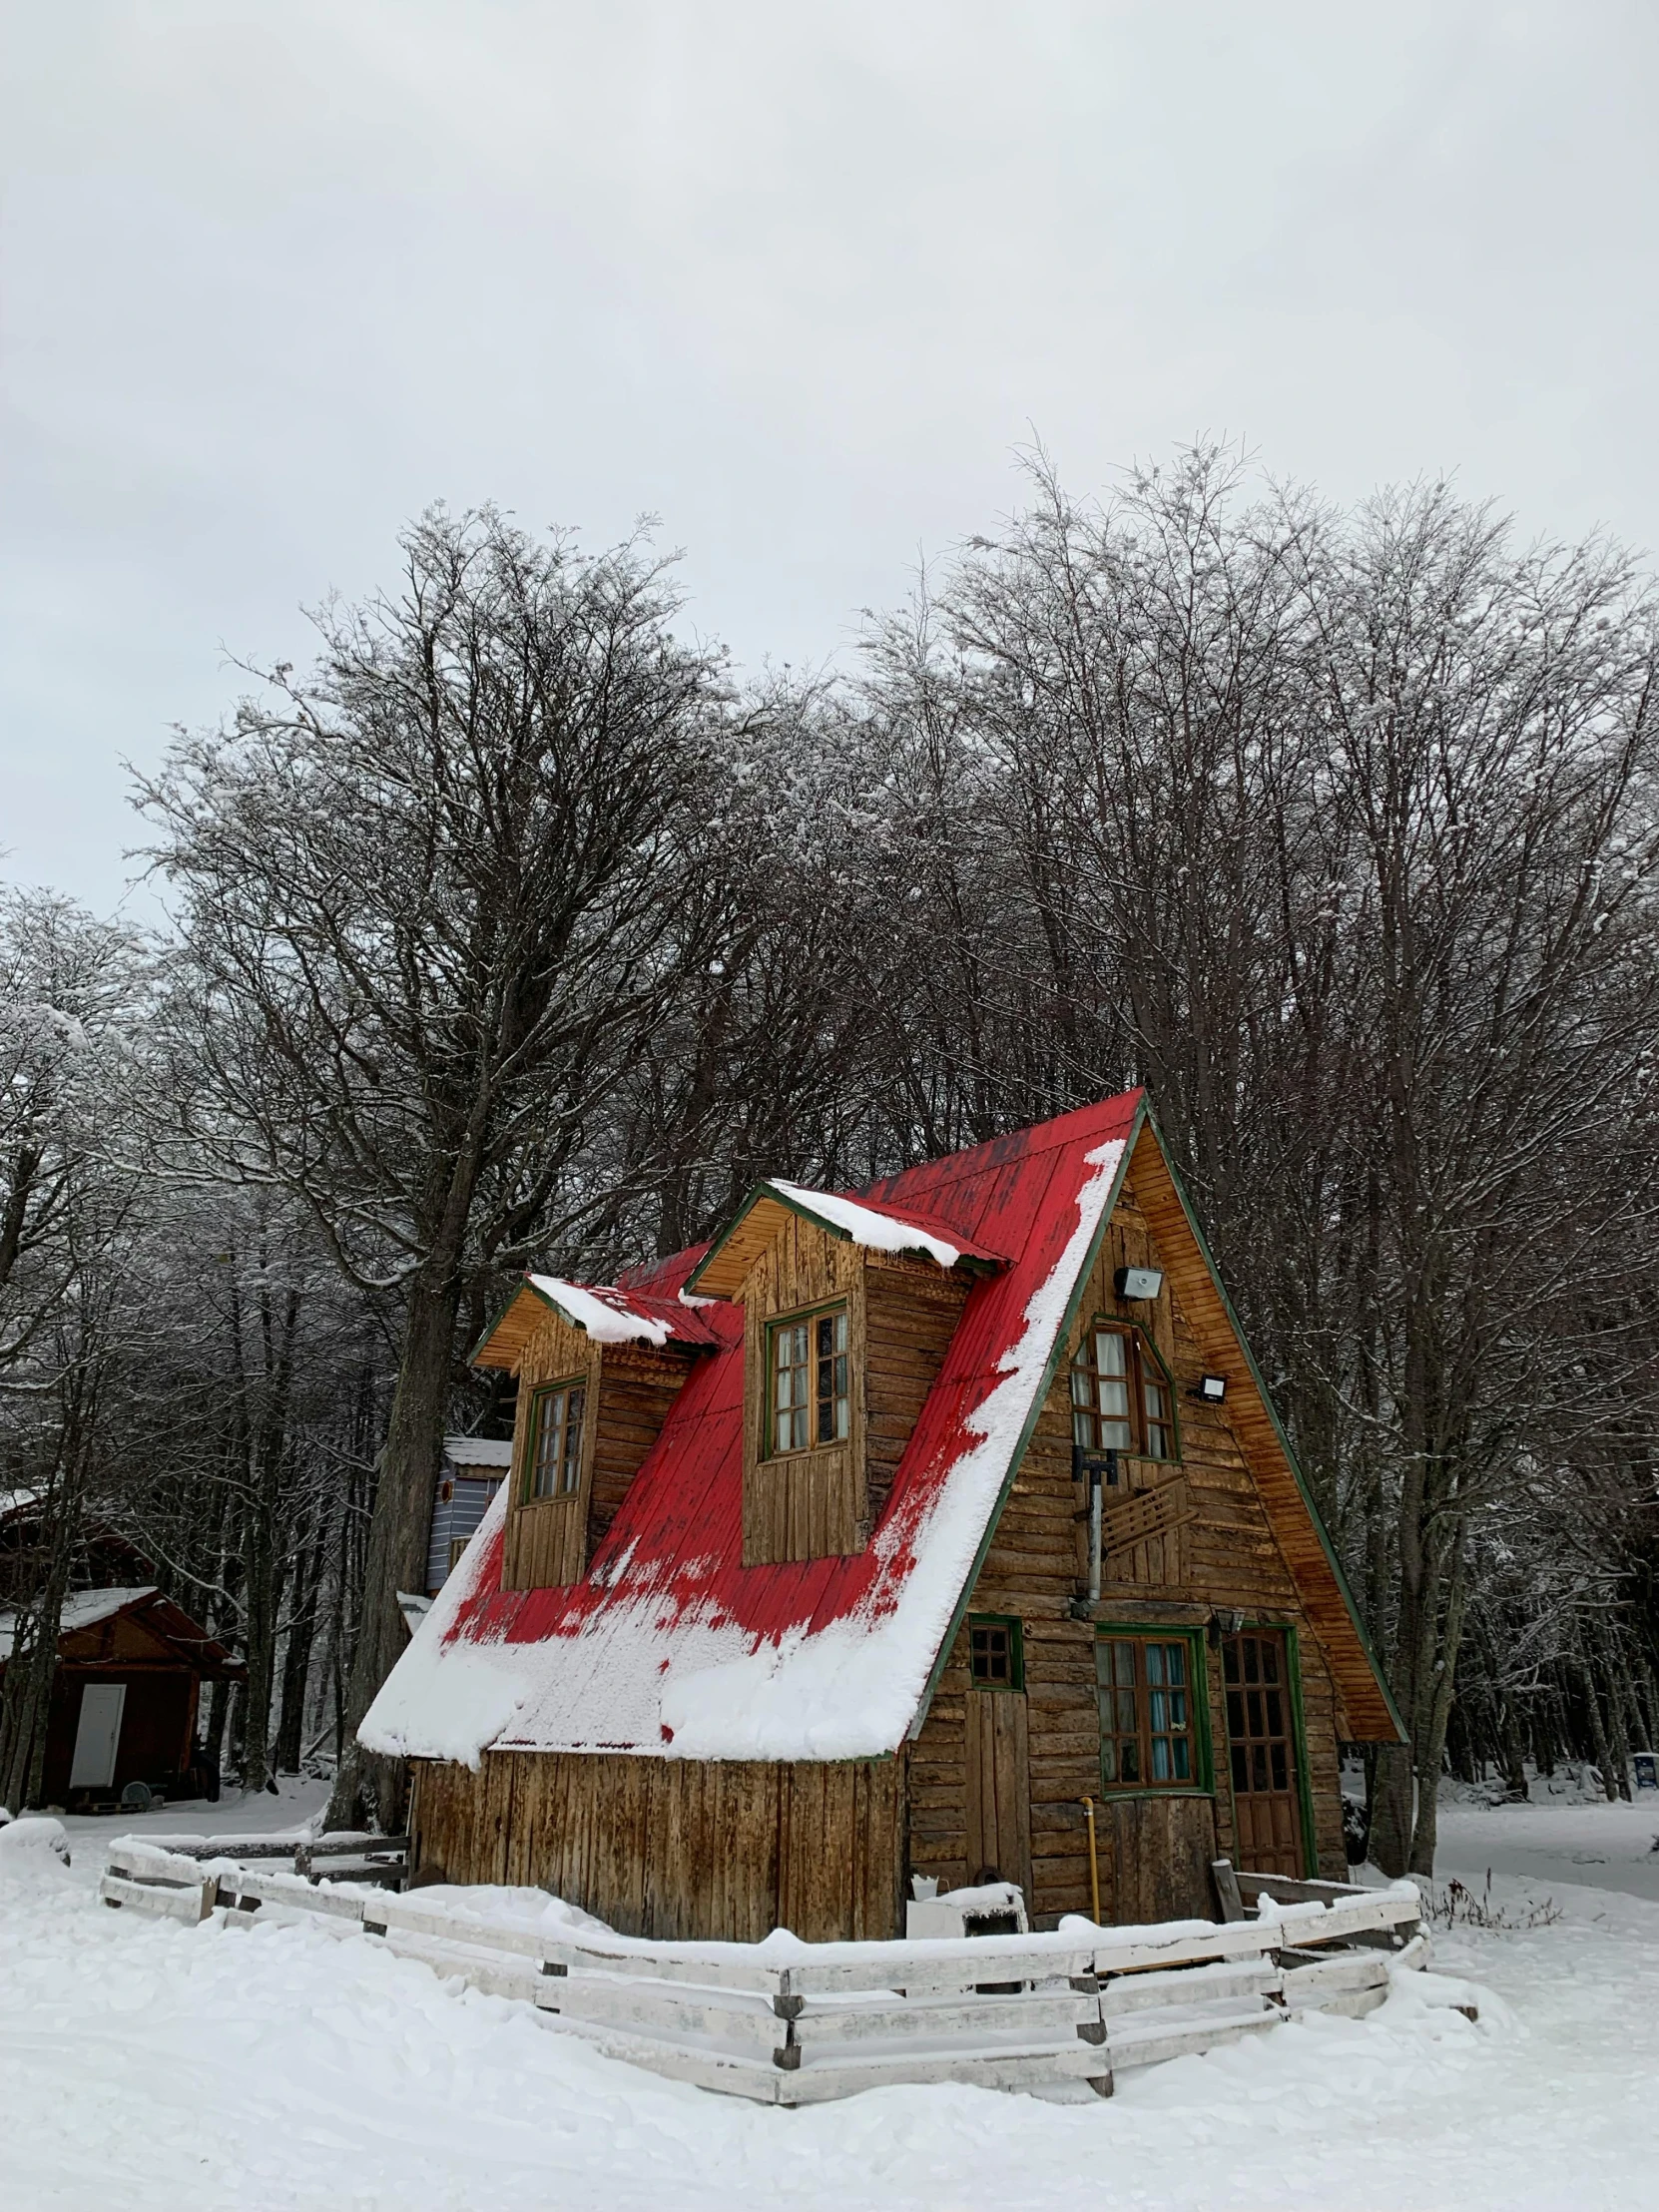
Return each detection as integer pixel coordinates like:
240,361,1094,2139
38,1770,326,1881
969,1615,1023,1691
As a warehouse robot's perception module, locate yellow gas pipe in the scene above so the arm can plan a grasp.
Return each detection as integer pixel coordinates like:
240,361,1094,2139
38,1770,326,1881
1080,1795,1101,1926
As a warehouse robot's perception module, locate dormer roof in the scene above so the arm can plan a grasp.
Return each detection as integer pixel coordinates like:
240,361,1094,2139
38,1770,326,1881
686,1179,1006,1299
472,1273,723,1369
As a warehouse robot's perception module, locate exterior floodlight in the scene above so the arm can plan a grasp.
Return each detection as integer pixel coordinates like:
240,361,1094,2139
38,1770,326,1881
1114,1266,1163,1301
1197,1375,1227,1403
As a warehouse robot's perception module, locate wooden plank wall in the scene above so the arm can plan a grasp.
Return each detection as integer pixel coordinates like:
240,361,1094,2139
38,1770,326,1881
863,1259,971,1525
740,1217,867,1564
411,1749,905,1942
587,1349,690,1557
501,1311,691,1591
907,1138,1349,1925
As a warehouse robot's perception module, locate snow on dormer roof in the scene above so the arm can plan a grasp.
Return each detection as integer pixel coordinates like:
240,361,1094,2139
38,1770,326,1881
685,1178,1006,1300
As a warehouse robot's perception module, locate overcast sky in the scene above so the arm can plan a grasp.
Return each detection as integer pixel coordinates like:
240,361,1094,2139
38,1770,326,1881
5,2,1657,912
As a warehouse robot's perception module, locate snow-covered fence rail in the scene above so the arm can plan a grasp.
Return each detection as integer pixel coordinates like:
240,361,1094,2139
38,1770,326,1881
97,1842,1427,2105
106,1829,408,1886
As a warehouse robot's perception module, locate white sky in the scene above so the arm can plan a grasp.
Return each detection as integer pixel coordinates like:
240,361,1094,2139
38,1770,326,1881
4,2,1657,911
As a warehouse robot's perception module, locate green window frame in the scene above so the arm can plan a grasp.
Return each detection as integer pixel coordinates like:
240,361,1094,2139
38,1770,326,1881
766,1303,850,1457
1070,1323,1180,1462
522,1376,587,1502
1095,1625,1213,1796
968,1613,1025,1692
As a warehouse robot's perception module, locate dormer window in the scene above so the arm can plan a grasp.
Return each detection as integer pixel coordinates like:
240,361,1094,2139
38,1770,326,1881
771,1305,849,1454
1071,1325,1175,1460
526,1378,587,1499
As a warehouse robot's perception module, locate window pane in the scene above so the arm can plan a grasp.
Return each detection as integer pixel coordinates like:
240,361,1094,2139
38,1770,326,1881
1223,1642,1240,1685
1116,1687,1137,1734
1150,1689,1168,1732
562,1386,586,1491
1271,1743,1288,1791
1101,1737,1116,1782
1113,1643,1136,1687
1151,1736,1170,1781
1243,1640,1260,1684
1172,1735,1191,1781
1146,1644,1165,1686
1165,1643,1186,1687
1231,1743,1247,1790
1120,1737,1140,1783
1097,1332,1127,1376
1261,1641,1280,1684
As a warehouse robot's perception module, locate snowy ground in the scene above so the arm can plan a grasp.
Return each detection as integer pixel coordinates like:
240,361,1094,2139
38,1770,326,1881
3,1786,1657,2211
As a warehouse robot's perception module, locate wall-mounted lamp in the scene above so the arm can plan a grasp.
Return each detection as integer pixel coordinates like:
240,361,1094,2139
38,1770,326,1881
1114,1266,1164,1301
1196,1374,1227,1403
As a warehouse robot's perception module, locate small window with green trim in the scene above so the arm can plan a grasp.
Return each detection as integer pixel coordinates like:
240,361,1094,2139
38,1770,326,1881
969,1614,1024,1691
769,1304,849,1455
1097,1632,1207,1789
524,1377,587,1500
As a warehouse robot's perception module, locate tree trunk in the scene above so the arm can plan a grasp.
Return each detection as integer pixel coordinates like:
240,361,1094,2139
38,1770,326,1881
325,1274,458,1831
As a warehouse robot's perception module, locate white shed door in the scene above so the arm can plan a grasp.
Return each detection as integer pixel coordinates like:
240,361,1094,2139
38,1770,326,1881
69,1682,126,1789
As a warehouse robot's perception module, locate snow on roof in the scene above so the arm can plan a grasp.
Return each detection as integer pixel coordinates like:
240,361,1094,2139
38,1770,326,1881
767,1183,968,1269
527,1277,676,1347
686,1180,1006,1300
472,1272,723,1370
360,1094,1141,1768
443,1436,515,1469
0,1586,158,1658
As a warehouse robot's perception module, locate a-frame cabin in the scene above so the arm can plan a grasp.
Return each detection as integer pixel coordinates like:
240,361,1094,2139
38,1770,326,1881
365,1091,1401,1939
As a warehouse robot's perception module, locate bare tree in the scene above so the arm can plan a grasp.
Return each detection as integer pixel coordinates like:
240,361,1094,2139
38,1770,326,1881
139,508,729,1826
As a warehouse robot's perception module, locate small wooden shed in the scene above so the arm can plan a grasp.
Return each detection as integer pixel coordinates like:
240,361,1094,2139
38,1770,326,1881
0,1587,243,1807
364,1091,1402,1939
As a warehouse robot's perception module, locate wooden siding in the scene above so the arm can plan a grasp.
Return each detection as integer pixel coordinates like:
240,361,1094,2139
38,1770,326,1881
501,1310,690,1591
739,1219,974,1565
907,1136,1349,1925
864,1260,971,1525
740,1214,867,1564
587,1349,691,1558
411,1749,905,1942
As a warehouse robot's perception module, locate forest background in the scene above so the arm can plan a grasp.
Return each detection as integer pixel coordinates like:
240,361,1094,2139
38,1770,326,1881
3,444,1656,1881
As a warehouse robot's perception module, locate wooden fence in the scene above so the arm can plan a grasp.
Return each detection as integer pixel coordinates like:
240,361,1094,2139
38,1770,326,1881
99,1838,1429,2105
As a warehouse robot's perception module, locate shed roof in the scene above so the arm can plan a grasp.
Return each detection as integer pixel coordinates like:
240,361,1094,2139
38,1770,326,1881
0,1585,243,1674
362,1091,1400,1770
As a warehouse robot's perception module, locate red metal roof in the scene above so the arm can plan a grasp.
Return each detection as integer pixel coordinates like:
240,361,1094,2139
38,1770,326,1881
363,1092,1143,1765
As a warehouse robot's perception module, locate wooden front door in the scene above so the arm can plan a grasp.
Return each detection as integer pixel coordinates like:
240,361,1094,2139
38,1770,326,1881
964,1689,1033,1904
1222,1629,1305,1877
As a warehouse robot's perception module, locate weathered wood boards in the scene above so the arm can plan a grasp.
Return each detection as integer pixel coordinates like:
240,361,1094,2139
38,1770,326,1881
99,1839,1425,2104
412,1749,905,1943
